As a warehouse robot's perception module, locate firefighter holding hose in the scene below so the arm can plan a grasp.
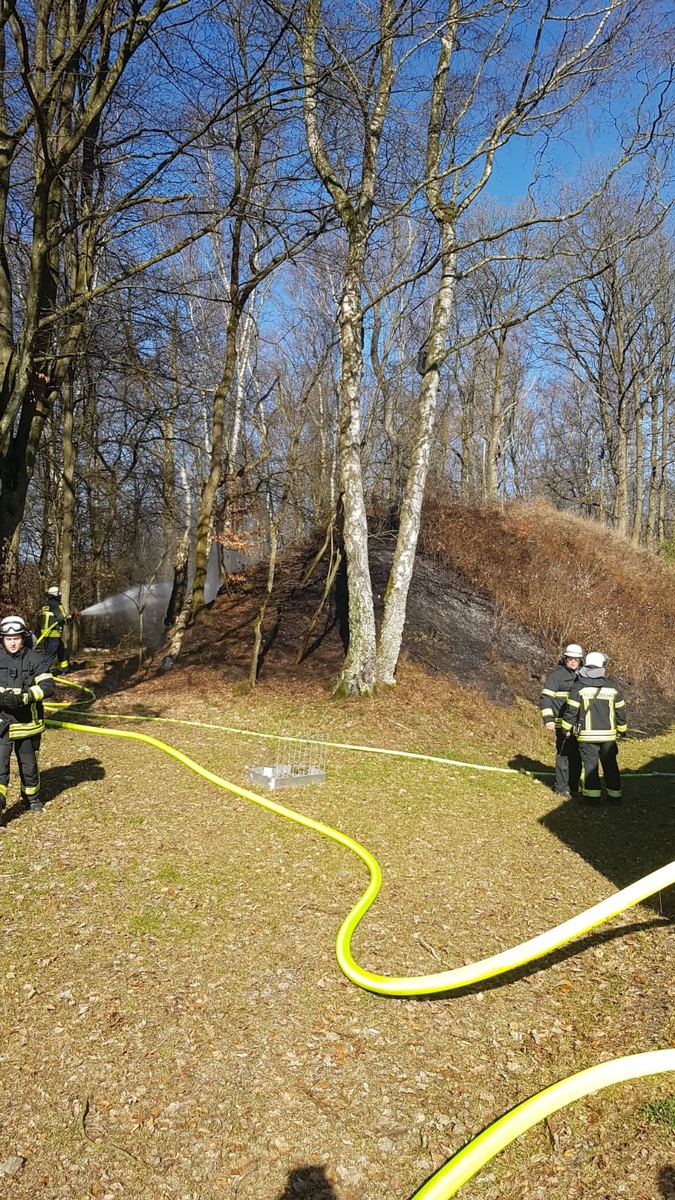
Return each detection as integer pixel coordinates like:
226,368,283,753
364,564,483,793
35,585,74,673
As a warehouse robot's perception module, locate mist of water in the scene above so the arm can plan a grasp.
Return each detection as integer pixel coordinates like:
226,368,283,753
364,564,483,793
79,583,173,620
77,542,229,623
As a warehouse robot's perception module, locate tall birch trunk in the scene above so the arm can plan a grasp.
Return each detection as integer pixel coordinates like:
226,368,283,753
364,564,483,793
336,248,377,693
299,0,394,694
375,223,457,684
374,5,459,686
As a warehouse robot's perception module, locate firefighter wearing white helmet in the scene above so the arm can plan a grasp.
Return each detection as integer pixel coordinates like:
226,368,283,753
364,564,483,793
560,651,627,803
35,585,71,673
539,641,584,798
0,616,54,821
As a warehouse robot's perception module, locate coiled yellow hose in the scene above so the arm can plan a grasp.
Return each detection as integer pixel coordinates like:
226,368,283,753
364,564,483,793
44,688,675,1197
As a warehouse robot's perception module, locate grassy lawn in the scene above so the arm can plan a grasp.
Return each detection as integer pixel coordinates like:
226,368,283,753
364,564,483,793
2,661,675,1199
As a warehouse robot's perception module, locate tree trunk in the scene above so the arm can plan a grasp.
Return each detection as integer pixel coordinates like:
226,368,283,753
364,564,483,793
613,424,630,536
335,250,377,694
249,513,278,687
646,379,660,546
484,330,507,501
60,374,76,612
191,304,241,612
165,528,190,629
375,223,457,684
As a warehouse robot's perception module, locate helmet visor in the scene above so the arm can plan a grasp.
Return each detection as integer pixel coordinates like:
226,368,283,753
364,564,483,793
0,616,27,636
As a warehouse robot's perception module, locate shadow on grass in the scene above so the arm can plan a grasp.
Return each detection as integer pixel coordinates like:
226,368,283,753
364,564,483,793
4,755,106,827
275,1165,337,1198
540,750,675,920
415,917,667,1003
508,753,553,781
660,1166,675,1197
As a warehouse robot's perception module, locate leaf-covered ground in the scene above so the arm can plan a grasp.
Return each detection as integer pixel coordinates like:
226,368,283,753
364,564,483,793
2,661,675,1200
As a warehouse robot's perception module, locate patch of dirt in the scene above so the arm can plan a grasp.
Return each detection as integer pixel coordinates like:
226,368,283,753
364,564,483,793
151,538,548,714
370,545,546,705
147,531,669,735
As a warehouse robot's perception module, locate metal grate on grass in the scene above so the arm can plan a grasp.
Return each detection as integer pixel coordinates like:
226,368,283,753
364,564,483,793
247,734,327,790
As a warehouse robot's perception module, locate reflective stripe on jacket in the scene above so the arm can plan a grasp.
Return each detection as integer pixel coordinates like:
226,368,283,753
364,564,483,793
36,597,68,644
539,662,578,727
560,675,627,743
0,646,55,739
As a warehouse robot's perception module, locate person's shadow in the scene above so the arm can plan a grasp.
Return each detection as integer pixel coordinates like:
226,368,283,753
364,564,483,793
660,1166,675,1197
539,749,675,919
4,756,105,825
275,1165,337,1198
509,753,551,781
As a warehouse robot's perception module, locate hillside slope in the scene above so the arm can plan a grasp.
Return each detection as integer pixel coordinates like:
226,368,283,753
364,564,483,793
174,500,675,734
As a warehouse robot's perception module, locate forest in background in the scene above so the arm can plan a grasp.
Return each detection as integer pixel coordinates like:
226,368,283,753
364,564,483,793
1,0,674,692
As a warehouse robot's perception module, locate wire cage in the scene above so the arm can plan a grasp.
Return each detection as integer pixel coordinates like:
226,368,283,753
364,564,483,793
247,735,327,791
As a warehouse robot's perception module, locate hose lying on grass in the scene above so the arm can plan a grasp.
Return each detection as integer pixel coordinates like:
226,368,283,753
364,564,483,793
43,684,675,1198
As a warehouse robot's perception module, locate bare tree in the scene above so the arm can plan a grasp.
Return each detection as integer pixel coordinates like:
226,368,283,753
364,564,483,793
375,0,672,684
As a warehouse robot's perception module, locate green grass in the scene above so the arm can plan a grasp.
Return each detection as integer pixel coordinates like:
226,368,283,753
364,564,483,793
640,1097,675,1129
3,663,675,1200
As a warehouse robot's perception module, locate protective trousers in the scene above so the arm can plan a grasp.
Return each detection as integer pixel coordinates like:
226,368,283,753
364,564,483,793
579,741,621,800
555,729,581,796
0,733,41,808
41,636,68,671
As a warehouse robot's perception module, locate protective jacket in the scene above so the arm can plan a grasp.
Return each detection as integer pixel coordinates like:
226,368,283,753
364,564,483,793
560,670,627,743
0,645,54,740
36,595,68,645
539,660,578,727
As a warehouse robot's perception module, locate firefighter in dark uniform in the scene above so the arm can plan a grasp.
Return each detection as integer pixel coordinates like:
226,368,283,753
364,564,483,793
0,615,54,821
539,642,583,798
560,650,627,804
36,585,70,672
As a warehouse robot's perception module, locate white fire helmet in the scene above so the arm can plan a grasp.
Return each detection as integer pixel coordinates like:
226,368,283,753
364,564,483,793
563,643,583,658
585,651,607,670
47,586,60,596
0,615,29,638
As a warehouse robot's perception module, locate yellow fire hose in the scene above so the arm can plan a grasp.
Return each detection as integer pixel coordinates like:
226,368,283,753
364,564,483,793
42,683,675,1197
45,678,673,778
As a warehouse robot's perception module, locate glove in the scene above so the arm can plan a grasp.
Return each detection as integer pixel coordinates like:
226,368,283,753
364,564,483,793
618,731,628,739
0,689,20,710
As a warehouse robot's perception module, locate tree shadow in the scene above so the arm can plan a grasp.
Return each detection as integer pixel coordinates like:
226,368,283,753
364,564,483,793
539,750,675,919
3,756,106,826
274,1164,337,1198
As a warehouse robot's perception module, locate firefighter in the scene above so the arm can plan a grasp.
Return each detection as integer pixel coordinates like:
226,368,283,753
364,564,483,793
36,585,71,672
539,642,583,799
0,615,55,821
560,650,627,804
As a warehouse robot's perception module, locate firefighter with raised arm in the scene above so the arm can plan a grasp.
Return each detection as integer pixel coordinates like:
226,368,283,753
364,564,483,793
36,585,71,673
539,642,583,799
560,650,628,804
0,615,55,822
